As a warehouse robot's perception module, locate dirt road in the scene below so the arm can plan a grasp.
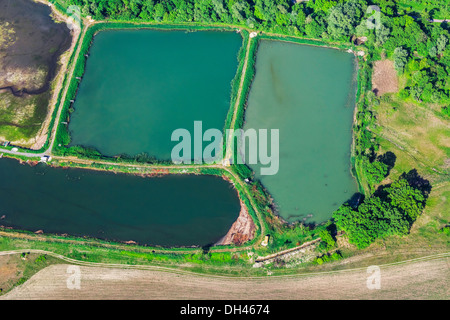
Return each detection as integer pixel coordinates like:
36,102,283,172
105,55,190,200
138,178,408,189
2,254,448,300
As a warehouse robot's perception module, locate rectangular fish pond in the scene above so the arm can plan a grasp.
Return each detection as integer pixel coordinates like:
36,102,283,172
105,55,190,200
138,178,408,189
0,158,241,247
243,40,359,224
66,28,243,160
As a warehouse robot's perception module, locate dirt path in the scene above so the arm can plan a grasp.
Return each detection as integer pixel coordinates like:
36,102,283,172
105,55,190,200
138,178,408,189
1,252,448,299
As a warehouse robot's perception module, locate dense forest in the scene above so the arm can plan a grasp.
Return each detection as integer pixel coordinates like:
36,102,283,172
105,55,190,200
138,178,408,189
53,0,448,249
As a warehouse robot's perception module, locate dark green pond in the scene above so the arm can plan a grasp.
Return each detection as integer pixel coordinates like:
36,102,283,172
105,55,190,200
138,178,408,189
69,29,242,160
244,40,358,223
0,158,240,246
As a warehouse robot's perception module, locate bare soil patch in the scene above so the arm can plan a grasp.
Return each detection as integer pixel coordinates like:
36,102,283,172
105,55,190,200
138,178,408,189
372,60,398,96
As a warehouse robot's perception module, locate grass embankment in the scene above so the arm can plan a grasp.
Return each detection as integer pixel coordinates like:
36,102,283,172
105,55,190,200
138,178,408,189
0,234,269,278
224,31,258,134
222,29,250,138
353,59,374,195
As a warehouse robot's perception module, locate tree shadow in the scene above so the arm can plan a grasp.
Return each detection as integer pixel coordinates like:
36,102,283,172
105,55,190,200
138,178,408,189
429,8,439,20
346,192,365,208
378,151,397,175
373,168,432,201
202,243,213,254
326,223,337,240
401,169,432,199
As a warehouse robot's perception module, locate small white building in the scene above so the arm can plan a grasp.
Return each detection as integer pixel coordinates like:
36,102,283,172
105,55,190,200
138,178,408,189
40,155,52,163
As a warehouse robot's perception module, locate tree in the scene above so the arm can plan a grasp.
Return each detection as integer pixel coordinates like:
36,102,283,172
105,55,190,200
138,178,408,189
363,158,388,186
318,229,336,251
384,176,425,221
327,0,364,40
231,1,250,23
305,15,326,38
153,2,166,21
429,46,438,58
436,34,448,54
375,23,390,46
393,47,408,74
212,0,230,23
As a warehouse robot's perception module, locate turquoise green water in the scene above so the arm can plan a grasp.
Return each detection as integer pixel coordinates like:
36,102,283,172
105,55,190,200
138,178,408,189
0,158,240,246
244,40,358,223
69,29,242,160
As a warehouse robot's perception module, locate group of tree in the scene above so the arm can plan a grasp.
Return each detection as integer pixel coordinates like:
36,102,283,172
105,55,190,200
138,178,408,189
333,169,431,249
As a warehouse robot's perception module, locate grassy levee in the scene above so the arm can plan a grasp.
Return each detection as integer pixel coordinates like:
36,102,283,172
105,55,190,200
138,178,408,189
0,235,270,277
222,29,249,145
232,37,258,131
0,154,41,163
261,34,355,51
351,58,374,196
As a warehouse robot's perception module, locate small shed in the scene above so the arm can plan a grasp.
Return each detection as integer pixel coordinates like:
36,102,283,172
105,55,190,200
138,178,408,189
261,235,270,247
40,155,52,163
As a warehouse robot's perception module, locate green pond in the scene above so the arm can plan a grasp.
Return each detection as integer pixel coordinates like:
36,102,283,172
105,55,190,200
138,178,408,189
0,158,240,246
69,29,242,160
244,40,358,223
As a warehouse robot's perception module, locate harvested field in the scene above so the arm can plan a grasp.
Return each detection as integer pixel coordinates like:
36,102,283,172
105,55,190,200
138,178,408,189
372,60,398,96
1,256,448,299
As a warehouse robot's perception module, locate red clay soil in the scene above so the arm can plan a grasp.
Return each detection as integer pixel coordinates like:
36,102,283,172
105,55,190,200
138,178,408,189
216,200,256,246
